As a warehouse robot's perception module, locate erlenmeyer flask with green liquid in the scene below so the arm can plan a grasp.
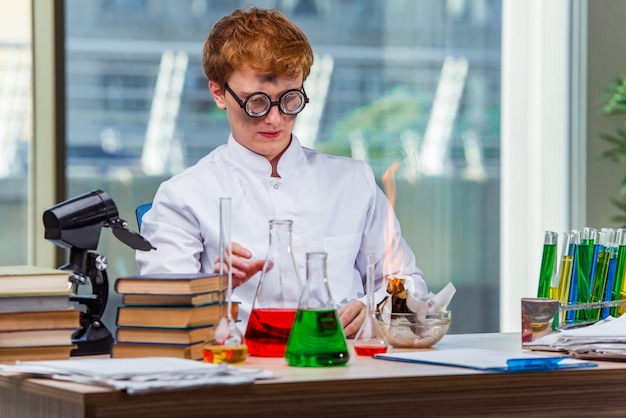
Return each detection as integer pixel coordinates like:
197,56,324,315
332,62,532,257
285,252,350,367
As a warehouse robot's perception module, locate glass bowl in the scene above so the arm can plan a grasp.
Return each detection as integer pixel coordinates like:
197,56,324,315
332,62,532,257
376,310,451,348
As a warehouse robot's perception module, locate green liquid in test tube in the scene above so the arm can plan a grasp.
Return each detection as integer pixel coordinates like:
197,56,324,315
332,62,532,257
575,228,596,322
537,231,558,299
589,238,610,321
611,229,626,317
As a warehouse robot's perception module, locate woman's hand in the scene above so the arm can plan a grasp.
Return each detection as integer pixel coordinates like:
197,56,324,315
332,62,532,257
213,242,265,287
338,299,367,338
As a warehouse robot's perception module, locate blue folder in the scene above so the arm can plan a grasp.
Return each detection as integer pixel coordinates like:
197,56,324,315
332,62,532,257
373,348,597,372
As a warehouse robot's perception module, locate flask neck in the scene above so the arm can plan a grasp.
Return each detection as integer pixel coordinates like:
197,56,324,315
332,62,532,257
300,252,335,310
306,252,326,283
268,220,294,253
252,219,301,310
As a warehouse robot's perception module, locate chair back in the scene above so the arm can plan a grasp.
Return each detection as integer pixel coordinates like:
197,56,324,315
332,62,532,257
135,202,153,229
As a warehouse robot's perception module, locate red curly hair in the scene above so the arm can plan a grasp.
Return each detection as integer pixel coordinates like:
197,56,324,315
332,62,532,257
203,7,314,88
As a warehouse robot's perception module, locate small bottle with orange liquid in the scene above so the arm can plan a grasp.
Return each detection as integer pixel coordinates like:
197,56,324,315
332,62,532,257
203,197,247,364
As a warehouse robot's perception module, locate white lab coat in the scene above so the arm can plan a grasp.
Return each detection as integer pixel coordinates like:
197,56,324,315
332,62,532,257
136,134,426,331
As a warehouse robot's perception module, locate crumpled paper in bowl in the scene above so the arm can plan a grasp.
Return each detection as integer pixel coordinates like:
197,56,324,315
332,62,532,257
376,277,456,348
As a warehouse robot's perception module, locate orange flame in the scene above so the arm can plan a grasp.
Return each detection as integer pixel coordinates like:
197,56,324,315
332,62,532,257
381,161,403,280
381,161,400,207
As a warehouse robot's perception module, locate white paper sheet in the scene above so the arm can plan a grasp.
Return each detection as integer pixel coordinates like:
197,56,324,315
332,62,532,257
527,314,626,360
0,357,275,394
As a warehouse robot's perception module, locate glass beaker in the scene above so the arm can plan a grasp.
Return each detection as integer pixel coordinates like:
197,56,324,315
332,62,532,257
285,252,350,367
203,197,248,364
244,219,302,357
354,253,388,356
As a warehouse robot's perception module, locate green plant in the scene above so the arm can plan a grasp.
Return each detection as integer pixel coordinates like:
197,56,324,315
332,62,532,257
599,76,626,225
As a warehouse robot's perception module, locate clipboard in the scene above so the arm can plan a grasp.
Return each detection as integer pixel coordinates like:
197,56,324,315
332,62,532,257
373,348,598,372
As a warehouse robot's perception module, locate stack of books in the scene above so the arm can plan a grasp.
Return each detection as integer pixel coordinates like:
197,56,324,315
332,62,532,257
0,266,80,364
112,273,237,360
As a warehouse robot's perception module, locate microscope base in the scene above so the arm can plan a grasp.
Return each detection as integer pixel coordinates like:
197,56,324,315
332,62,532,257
71,322,114,357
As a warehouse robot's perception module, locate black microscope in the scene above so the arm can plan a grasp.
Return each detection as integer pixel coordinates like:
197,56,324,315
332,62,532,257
43,189,155,356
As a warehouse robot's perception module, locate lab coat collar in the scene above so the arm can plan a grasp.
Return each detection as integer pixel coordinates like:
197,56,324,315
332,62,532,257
227,134,305,178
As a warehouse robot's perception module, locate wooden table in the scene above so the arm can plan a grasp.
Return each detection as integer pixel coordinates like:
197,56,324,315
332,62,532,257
1,332,625,418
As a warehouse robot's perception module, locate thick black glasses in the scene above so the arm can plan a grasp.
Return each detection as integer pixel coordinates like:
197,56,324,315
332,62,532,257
224,83,309,118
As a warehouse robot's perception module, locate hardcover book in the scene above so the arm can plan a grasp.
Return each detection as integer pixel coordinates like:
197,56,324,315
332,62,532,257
0,328,77,348
0,345,76,364
121,290,225,306
116,302,238,328
114,273,226,295
111,341,204,360
0,291,71,313
116,325,212,345
0,266,70,294
0,309,80,332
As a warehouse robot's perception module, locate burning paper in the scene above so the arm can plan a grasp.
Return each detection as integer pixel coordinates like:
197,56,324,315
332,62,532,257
379,276,455,316
375,276,455,347
376,161,455,347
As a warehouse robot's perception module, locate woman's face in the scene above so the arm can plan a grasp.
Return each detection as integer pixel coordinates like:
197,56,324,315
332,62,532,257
209,66,304,163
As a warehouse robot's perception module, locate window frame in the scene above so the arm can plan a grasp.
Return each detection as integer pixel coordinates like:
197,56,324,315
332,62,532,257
500,0,584,330
30,0,66,268
31,0,586,332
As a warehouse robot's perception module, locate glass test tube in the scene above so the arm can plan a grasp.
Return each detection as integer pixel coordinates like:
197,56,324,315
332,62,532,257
537,231,558,299
556,232,573,325
565,230,580,323
611,229,626,317
601,240,618,319
575,227,596,322
589,231,610,320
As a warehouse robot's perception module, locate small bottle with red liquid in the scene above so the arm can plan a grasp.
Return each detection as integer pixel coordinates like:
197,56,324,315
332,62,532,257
354,253,388,356
245,220,302,357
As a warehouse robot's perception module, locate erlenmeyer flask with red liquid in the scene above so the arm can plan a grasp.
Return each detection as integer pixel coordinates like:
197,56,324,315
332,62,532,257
244,219,302,357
